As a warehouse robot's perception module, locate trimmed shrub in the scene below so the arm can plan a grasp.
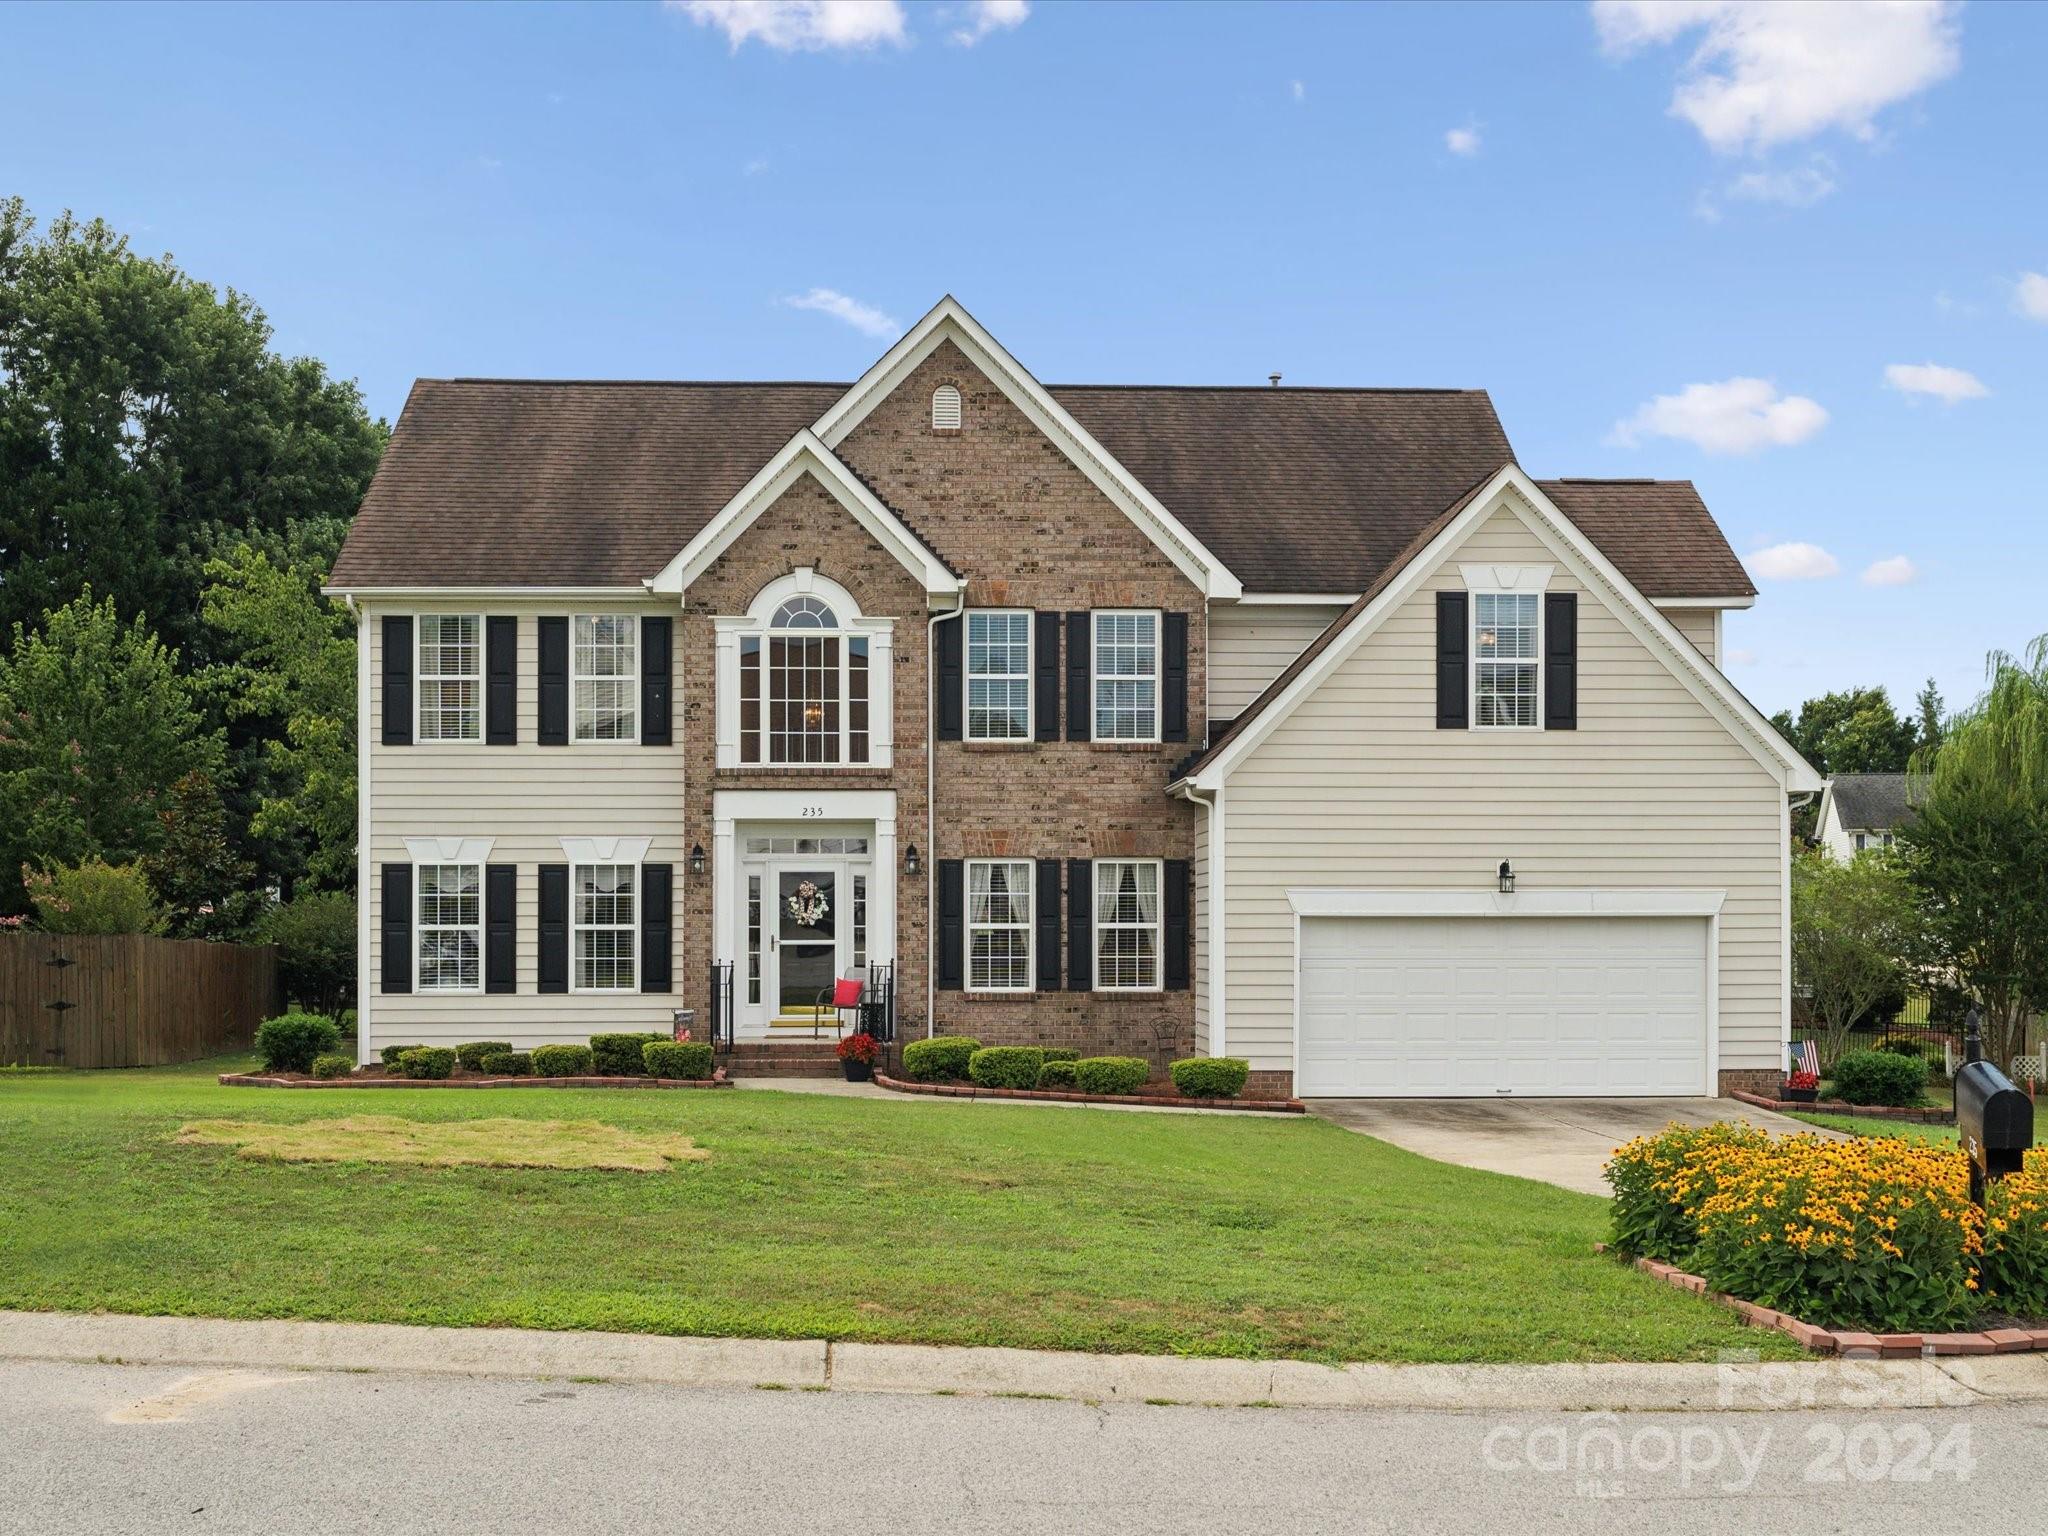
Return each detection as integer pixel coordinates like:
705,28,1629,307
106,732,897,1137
479,1051,531,1077
591,1032,667,1077
531,1044,594,1078
257,890,356,1022
1074,1056,1149,1096
1036,1060,1078,1090
1605,1121,1771,1265
454,1041,514,1072
644,1041,716,1080
1878,1038,1924,1059
254,1011,341,1073
395,1046,455,1080
902,1035,981,1083
379,1043,425,1069
1169,1057,1251,1099
1040,1047,1081,1063
1830,1049,1927,1107
310,1053,354,1080
968,1046,1045,1090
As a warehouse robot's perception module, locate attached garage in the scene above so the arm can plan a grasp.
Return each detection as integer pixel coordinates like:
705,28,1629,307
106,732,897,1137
1294,898,1718,1098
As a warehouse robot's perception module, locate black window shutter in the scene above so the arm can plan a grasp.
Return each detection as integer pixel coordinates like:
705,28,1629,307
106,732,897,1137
1162,612,1189,743
1065,612,1091,742
1544,592,1578,731
538,864,569,993
1033,612,1061,742
379,864,412,994
381,616,413,746
1164,858,1191,991
537,617,569,745
485,863,516,994
936,617,963,742
937,860,964,990
1066,858,1093,991
485,616,517,745
1034,857,1061,991
641,616,673,746
1435,592,1469,730
641,863,673,991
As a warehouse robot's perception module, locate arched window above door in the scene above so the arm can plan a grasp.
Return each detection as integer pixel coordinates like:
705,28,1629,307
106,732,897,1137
714,570,896,770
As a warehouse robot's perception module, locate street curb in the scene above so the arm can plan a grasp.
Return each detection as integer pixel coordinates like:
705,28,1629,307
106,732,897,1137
4,1310,2040,1413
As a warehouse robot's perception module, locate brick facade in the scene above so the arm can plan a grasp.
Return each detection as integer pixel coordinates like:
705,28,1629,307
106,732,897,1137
1717,1067,1783,1099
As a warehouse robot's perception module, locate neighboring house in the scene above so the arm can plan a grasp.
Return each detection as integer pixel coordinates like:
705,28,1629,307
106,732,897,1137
1814,772,1914,860
327,297,1821,1098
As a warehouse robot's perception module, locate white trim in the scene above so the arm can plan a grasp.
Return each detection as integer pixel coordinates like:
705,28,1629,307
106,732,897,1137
1090,608,1163,744
1228,592,1362,605
1093,857,1166,993
647,430,959,598
413,858,486,996
1464,583,1543,733
1457,563,1553,593
1713,608,1725,664
569,611,638,744
324,585,644,599
964,858,1035,993
1181,465,1823,793
558,835,653,864
568,857,641,995
414,612,483,744
716,570,894,770
402,836,496,865
963,608,1034,742
1781,792,1797,1073
355,602,373,1065
808,296,1243,600
1286,888,1726,919
1651,595,1756,609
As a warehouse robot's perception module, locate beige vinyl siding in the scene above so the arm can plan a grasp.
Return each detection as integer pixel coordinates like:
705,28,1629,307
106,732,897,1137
362,600,688,1053
1220,503,1785,1078
1660,605,1718,665
1207,603,1347,717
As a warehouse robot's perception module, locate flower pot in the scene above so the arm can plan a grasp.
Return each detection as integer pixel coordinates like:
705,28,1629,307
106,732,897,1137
841,1059,874,1083
1781,1085,1817,1103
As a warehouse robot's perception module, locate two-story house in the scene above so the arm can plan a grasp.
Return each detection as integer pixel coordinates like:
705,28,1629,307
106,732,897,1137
327,297,1820,1098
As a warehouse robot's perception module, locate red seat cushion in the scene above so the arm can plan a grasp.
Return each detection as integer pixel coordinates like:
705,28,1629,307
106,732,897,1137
833,978,864,1008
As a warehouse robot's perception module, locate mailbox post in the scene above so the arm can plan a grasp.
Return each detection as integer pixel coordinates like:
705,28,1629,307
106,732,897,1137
1956,1007,2034,1206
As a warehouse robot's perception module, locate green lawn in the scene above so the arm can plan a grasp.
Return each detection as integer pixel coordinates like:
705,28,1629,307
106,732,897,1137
0,1058,1797,1364
1787,1111,1959,1145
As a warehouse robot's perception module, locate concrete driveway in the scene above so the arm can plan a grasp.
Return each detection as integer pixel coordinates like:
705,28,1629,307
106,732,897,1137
1306,1097,1830,1197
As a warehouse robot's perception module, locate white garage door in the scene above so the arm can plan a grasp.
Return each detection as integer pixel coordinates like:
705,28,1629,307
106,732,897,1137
1298,915,1709,1097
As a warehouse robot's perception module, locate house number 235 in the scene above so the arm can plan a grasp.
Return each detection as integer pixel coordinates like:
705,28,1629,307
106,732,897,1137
800,806,825,819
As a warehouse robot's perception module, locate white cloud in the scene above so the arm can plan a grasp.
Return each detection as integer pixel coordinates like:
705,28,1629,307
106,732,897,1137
1290,79,1306,103
1608,377,1829,454
2016,271,2048,322
1725,157,1836,207
1883,361,1987,403
1746,542,1841,582
672,0,907,52
1727,647,1758,666
1445,123,1482,156
951,0,1027,46
1591,1,1962,153
782,287,901,339
1862,555,1919,586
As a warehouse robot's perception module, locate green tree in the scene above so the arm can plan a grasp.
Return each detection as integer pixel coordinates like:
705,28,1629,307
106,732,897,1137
1914,677,1946,755
23,859,168,935
0,591,224,904
1770,685,1919,778
199,545,356,890
0,199,385,665
258,890,357,1023
1790,848,1922,1070
1899,638,2048,1071
140,770,260,938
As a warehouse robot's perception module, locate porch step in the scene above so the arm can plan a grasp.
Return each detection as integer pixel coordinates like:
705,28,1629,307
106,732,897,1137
721,1041,850,1078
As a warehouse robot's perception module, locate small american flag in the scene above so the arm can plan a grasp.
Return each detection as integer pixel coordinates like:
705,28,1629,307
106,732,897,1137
1790,1040,1820,1079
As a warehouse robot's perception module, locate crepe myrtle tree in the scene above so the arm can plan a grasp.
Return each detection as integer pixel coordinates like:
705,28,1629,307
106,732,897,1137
1790,848,1922,1070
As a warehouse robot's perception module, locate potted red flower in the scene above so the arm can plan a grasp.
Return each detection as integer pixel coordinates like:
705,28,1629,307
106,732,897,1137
1781,1069,1819,1103
836,1032,880,1082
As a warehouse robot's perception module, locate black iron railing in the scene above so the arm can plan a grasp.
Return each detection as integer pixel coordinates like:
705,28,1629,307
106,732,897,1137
708,961,735,1052
861,962,896,1044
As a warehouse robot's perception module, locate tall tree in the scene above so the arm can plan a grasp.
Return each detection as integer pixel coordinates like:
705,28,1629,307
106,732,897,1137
1914,677,1946,755
0,198,384,665
1789,849,1921,1069
1899,638,2048,1071
1770,686,1919,778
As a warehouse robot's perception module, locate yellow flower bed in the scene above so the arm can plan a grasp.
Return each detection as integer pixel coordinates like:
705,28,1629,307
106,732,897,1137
1981,1147,2048,1316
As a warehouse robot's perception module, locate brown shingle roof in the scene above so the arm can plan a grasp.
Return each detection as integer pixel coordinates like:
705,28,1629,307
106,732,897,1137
1536,479,1756,600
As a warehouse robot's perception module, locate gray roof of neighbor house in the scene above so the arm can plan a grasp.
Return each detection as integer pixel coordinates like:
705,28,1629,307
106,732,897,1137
326,378,1754,600
1828,772,1915,832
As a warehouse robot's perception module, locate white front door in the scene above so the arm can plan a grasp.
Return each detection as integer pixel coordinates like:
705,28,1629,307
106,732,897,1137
768,863,846,1017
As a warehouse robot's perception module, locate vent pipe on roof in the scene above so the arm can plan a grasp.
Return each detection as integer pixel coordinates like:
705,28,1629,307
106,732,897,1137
1268,372,1282,388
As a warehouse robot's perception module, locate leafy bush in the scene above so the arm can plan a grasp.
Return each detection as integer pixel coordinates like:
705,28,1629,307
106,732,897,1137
643,1041,715,1080
1169,1057,1251,1098
1040,1047,1080,1063
968,1045,1045,1090
1036,1060,1078,1090
1606,1121,1771,1264
378,1043,425,1069
1878,1038,1923,1059
257,890,357,1022
395,1046,455,1081
454,1041,513,1072
1830,1049,1927,1107
1980,1150,2048,1317
591,1032,667,1077
1074,1056,1149,1096
479,1050,531,1077
531,1044,594,1078
254,1010,341,1073
21,859,167,935
310,1053,354,1080
902,1036,981,1082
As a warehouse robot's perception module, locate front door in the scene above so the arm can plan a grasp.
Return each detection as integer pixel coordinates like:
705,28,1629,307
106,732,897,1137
770,865,842,1017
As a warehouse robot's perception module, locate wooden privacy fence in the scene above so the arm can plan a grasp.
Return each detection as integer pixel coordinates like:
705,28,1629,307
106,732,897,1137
0,934,282,1069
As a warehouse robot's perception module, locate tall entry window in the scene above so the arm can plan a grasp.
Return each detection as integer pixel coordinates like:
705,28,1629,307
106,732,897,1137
724,572,892,770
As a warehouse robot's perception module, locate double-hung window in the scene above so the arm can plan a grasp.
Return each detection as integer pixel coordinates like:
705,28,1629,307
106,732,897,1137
967,859,1033,991
573,862,636,991
417,615,481,742
966,610,1031,741
573,615,637,742
1472,592,1539,729
1093,610,1159,742
416,863,482,991
1094,858,1161,991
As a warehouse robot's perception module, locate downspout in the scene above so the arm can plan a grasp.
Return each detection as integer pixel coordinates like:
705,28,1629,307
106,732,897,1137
1177,781,1220,1060
926,593,965,1039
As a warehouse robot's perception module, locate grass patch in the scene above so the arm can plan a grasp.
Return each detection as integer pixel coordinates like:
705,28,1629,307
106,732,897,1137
1786,1112,1959,1146
174,1115,709,1172
0,1056,1798,1364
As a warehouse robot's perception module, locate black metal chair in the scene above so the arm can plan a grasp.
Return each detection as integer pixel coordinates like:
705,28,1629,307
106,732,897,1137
814,967,869,1039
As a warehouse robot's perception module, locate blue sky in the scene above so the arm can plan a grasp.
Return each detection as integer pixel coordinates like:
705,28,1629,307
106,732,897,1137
5,0,2041,717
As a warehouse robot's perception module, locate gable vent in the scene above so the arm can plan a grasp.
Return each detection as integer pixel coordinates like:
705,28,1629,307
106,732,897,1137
931,384,962,431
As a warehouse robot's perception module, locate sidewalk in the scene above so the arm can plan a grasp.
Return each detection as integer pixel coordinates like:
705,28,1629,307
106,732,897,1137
6,1309,2042,1414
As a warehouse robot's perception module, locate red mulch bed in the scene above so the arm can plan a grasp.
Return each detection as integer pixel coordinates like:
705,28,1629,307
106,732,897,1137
875,1072,1304,1113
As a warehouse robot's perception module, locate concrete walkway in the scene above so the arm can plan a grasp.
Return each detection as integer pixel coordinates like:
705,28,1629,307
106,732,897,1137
1306,1097,1837,1196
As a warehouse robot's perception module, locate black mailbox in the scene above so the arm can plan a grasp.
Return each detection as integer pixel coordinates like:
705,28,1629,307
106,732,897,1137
1956,1058,2033,1200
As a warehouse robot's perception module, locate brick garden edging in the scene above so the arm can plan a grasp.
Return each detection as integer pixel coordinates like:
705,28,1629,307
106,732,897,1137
219,1072,733,1091
874,1072,1305,1113
1730,1089,1954,1124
